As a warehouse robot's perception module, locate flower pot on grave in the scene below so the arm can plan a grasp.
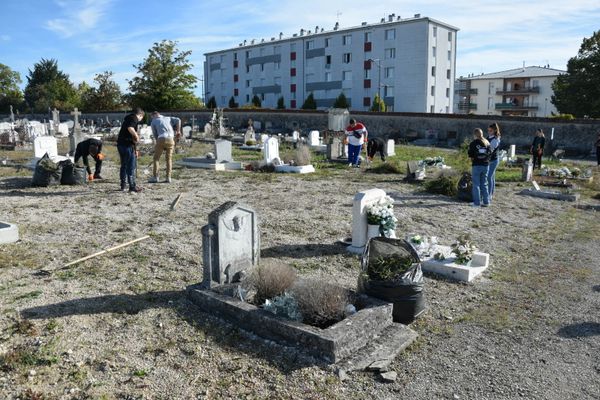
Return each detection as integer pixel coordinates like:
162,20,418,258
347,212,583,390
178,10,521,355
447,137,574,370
367,224,381,240
384,230,397,239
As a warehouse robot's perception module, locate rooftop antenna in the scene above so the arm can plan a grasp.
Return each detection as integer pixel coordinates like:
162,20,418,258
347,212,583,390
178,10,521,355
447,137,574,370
336,10,342,23
522,61,525,68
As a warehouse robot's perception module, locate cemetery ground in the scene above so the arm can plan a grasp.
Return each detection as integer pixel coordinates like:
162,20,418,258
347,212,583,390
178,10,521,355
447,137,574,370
1,141,599,400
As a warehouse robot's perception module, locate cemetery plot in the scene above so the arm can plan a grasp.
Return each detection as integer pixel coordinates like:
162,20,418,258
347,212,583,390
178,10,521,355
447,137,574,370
177,139,243,171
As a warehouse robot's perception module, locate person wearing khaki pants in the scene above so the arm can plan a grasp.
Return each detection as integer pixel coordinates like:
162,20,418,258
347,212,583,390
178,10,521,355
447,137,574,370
149,111,181,183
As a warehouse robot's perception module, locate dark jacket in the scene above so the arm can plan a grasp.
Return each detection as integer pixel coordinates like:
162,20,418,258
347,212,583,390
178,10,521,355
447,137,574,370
117,113,141,146
531,136,545,154
367,137,386,160
74,138,103,175
468,139,491,166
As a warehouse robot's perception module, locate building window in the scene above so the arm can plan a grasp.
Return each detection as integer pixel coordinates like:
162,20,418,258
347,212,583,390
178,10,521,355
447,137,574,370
448,50,452,61
488,97,494,109
385,29,396,40
234,53,238,60
245,50,251,58
234,74,239,82
261,93,265,101
246,65,250,73
384,86,394,97
325,72,332,82
430,105,435,113
488,82,495,94
433,27,437,37
446,69,451,79
326,55,332,66
291,100,297,108
431,66,436,76
325,37,331,47
446,88,450,97
306,40,314,50
290,52,296,61
448,32,452,41
364,69,372,79
343,53,352,63
364,79,371,88
432,46,436,58
343,71,352,81
246,94,250,102
260,64,264,72
363,97,371,107
291,68,296,77
364,32,372,42
431,86,435,96
246,80,251,88
343,35,352,45
385,48,396,59
290,84,296,92
234,88,239,96
384,67,394,79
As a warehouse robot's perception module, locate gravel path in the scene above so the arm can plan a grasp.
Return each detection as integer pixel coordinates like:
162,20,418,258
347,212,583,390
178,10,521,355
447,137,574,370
0,153,599,400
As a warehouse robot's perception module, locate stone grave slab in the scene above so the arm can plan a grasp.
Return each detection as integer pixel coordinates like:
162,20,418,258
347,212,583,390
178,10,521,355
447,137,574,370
327,138,344,161
274,165,316,174
178,139,242,170
0,222,19,244
406,161,425,181
522,161,533,182
34,136,58,159
348,189,387,254
386,139,395,157
519,188,579,202
200,202,259,288
421,248,489,282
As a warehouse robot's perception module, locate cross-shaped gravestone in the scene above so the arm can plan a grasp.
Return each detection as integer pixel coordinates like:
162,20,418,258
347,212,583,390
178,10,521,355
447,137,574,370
52,108,59,134
70,108,81,131
9,105,15,123
69,108,84,155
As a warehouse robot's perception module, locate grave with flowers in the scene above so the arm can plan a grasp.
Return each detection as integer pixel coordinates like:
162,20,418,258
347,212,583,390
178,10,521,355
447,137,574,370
347,189,398,254
405,233,490,282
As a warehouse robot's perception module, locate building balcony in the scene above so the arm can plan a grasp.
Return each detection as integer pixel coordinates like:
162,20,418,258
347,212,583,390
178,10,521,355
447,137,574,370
458,101,477,110
496,86,540,95
495,103,538,111
457,88,477,96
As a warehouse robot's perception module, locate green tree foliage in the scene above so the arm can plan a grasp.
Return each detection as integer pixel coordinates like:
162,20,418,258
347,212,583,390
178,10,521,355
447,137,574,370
206,96,217,109
552,30,600,118
228,96,238,108
0,63,24,113
128,40,202,110
370,94,386,112
81,71,124,112
24,58,79,112
251,95,262,108
301,92,317,110
277,96,285,109
333,92,350,109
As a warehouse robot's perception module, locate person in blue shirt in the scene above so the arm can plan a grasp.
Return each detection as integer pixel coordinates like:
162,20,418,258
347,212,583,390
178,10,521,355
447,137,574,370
468,128,491,207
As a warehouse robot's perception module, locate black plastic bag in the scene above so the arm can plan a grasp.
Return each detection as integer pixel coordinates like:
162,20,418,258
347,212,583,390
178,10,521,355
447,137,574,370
32,153,62,187
60,160,87,185
359,237,425,324
457,172,473,202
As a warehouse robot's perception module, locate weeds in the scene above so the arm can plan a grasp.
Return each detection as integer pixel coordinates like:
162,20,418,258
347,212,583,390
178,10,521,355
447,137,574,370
248,262,297,305
291,279,349,328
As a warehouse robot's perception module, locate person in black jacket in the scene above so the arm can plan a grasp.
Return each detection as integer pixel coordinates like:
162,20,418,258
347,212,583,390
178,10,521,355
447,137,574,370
530,129,546,169
117,108,145,193
74,138,104,181
486,123,501,199
468,128,491,207
367,137,387,162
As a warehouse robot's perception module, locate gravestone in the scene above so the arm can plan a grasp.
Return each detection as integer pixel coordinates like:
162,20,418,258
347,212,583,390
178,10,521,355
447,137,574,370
291,130,300,141
327,138,343,160
214,139,233,162
52,108,60,134
9,105,15,123
260,134,268,144
309,130,320,146
34,136,59,159
69,108,84,155
244,129,255,143
0,221,19,244
522,161,533,182
201,202,260,289
509,145,516,159
182,126,192,138
406,161,425,181
348,189,387,254
264,137,280,164
386,139,395,156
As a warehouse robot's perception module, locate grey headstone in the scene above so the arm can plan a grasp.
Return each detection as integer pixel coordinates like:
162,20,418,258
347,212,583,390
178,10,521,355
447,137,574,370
327,138,343,160
201,202,260,288
214,139,233,162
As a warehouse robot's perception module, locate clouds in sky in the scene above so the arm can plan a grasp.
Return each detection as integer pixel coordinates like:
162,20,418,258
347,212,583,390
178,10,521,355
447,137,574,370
45,0,113,38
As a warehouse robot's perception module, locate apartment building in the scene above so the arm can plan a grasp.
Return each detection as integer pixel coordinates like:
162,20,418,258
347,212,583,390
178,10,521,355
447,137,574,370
204,14,458,112
454,66,566,117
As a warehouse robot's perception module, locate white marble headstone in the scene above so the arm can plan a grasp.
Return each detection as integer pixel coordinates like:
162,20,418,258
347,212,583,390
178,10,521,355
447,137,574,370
309,130,320,146
34,136,58,159
292,130,300,141
386,139,396,156
263,137,280,164
260,134,269,144
348,188,387,254
214,139,233,162
509,144,516,159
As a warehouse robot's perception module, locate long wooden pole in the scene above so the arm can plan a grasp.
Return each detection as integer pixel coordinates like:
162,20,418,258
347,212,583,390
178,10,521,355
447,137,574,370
63,235,150,268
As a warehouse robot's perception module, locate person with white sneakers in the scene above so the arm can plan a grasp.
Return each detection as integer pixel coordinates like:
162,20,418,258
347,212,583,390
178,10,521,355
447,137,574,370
149,111,181,183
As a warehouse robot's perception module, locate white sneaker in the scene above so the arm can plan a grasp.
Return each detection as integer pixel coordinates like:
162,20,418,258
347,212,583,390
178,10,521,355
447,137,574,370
164,177,172,183
148,176,158,183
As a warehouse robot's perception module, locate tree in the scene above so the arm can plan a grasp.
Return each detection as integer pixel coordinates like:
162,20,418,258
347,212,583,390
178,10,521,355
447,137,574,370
301,92,317,110
552,30,600,118
277,96,285,109
333,92,350,109
24,58,79,112
228,96,238,108
371,94,386,112
206,96,217,109
251,95,262,108
81,71,124,111
128,40,202,110
0,63,24,113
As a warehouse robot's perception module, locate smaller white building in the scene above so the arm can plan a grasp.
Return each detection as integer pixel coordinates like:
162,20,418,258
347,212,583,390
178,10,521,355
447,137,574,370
454,66,565,117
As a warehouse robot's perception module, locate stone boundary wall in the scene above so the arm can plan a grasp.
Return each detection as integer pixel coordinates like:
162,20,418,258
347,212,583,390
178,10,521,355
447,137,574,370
5,110,599,155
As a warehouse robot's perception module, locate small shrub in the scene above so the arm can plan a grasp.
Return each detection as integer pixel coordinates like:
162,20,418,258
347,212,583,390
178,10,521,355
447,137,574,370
291,280,349,328
424,174,458,197
295,145,312,166
245,139,257,146
367,254,414,281
249,263,297,305
550,113,575,120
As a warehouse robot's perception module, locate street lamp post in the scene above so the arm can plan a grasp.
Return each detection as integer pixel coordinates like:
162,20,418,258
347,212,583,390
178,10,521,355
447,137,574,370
544,97,548,117
368,58,382,110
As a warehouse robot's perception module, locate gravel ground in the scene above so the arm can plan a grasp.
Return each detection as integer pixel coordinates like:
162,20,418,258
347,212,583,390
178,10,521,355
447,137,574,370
0,146,599,400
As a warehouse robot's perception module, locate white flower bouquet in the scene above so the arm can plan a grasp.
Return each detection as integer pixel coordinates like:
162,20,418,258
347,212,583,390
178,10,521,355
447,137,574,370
366,196,398,237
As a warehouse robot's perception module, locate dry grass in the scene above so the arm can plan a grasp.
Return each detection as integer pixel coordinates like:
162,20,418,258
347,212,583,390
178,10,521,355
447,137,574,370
291,279,349,328
294,145,312,166
248,262,297,305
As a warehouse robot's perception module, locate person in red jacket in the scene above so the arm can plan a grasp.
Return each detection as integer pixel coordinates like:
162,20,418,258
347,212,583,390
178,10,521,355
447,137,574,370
344,119,368,167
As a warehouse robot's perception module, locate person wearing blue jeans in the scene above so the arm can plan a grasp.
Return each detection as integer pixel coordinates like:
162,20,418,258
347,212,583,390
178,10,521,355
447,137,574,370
116,108,145,193
468,128,491,207
486,123,501,199
345,118,368,168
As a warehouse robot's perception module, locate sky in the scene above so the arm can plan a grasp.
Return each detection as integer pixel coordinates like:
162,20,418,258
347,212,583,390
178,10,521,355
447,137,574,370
1,0,599,98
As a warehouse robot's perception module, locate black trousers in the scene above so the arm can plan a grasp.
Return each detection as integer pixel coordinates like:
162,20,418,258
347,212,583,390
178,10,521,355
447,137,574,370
532,153,543,169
